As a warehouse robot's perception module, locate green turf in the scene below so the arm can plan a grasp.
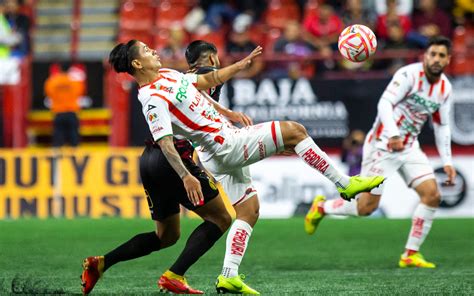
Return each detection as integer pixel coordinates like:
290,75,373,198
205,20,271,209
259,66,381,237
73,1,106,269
0,218,473,295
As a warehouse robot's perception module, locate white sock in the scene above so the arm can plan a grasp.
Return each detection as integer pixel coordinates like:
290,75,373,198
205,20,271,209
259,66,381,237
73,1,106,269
221,219,252,278
405,203,437,252
323,198,359,216
294,137,350,188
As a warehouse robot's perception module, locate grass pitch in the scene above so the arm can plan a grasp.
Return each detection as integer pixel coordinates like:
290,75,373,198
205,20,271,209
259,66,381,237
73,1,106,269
0,218,473,295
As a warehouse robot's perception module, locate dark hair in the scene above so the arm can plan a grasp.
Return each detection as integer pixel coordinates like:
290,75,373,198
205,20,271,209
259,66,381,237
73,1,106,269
185,40,218,67
427,36,452,53
109,40,140,75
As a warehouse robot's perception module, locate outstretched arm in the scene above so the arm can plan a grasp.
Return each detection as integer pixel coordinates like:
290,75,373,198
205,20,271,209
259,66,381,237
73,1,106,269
195,46,263,90
158,136,204,205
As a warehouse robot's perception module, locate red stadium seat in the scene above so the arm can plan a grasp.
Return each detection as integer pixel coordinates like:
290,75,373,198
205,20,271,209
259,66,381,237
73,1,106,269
156,1,190,28
118,29,153,47
264,3,300,29
154,28,170,50
190,30,225,54
120,1,154,31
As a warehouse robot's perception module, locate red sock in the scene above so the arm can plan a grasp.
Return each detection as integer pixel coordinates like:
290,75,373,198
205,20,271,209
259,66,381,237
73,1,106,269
406,249,417,256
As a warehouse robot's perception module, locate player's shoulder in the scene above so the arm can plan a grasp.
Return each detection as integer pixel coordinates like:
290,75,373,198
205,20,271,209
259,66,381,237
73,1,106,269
194,66,217,75
395,62,422,77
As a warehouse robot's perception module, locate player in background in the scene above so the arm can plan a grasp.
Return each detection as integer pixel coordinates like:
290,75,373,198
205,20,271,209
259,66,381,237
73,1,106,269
80,48,255,296
109,40,385,294
305,36,456,268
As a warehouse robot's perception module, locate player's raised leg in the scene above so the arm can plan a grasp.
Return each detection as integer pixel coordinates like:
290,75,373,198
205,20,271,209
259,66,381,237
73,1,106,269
158,195,232,294
216,195,260,295
400,179,440,268
279,121,385,200
304,192,381,234
81,215,176,295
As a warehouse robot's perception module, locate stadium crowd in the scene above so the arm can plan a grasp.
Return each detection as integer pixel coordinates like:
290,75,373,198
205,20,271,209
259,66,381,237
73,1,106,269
145,0,474,76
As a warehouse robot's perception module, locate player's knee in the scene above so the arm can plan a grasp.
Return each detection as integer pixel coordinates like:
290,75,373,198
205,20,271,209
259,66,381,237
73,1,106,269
358,202,378,216
211,211,232,232
157,230,180,248
282,121,308,147
421,190,441,207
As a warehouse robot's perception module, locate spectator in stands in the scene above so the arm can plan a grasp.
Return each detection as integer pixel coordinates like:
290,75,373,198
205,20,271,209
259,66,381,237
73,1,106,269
453,0,474,26
159,26,188,72
375,0,412,41
302,4,343,71
408,0,453,48
303,4,343,50
226,24,263,78
271,21,314,79
376,22,416,74
3,0,30,58
0,1,21,58
374,0,413,16
189,0,266,34
341,0,376,29
44,64,84,147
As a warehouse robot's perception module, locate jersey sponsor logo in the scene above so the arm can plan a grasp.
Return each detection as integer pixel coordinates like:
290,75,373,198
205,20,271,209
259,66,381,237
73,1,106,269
408,93,441,111
152,126,163,134
176,77,190,102
230,228,249,256
302,148,329,174
148,113,158,123
147,104,156,111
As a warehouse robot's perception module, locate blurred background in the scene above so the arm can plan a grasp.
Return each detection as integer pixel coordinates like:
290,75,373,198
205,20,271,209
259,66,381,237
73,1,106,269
0,0,473,219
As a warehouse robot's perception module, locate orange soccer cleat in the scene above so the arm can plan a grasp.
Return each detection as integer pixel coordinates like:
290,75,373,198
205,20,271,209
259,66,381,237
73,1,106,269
80,256,104,295
158,270,204,294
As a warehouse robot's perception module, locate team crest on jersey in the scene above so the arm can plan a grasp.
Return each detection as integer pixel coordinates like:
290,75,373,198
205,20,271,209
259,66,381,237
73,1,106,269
148,113,158,123
392,81,400,87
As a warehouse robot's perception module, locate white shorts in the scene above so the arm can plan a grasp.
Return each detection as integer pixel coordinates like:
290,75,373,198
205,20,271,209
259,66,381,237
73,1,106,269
361,143,435,189
199,121,284,205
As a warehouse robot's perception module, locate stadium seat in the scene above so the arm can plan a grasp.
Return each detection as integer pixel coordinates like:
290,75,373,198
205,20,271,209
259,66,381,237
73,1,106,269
118,29,153,46
264,3,300,29
156,1,190,28
153,28,170,50
190,30,225,54
120,1,154,31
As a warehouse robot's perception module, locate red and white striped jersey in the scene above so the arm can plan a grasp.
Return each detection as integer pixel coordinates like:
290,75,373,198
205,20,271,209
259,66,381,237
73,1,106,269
368,62,452,150
138,68,230,155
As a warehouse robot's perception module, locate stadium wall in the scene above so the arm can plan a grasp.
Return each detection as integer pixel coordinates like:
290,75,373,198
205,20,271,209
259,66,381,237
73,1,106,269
0,148,472,219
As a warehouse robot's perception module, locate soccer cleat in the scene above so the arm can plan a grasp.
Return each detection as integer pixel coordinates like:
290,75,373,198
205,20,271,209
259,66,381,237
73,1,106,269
304,195,326,235
337,175,385,200
216,274,260,295
81,256,104,295
399,252,436,268
158,270,203,294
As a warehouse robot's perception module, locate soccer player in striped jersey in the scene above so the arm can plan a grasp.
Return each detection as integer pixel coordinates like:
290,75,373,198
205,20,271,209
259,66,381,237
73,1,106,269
108,39,385,294
305,36,456,268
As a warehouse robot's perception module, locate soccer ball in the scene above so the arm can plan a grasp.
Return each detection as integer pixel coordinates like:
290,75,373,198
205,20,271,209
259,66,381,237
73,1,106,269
338,24,377,62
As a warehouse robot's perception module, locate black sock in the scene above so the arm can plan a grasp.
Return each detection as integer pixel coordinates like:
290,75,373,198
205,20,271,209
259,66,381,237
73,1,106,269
170,221,224,276
104,231,161,271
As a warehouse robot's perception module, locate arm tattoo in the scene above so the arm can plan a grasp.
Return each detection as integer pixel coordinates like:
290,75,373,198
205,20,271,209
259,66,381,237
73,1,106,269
158,136,190,179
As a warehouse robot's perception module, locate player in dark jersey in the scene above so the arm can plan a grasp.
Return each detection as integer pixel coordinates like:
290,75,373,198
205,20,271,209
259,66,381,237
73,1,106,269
81,44,251,295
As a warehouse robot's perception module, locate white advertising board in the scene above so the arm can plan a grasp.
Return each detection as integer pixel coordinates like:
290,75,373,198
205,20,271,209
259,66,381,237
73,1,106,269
249,155,474,218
